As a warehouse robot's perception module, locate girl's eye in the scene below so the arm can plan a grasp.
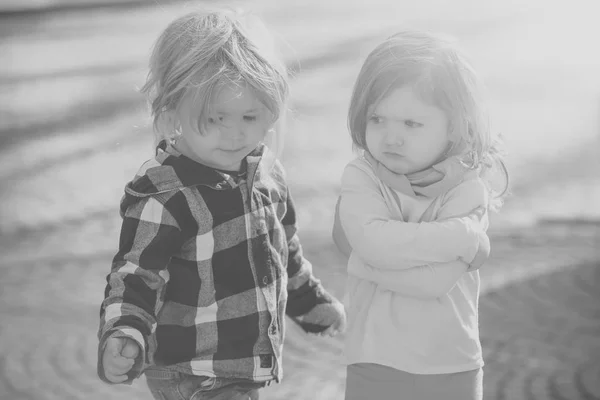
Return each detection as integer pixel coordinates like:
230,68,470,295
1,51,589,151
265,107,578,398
405,120,423,128
368,115,383,124
208,116,223,125
243,115,257,122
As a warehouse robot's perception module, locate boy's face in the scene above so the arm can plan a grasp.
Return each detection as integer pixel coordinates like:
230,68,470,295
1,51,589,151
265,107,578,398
177,84,271,171
365,85,451,175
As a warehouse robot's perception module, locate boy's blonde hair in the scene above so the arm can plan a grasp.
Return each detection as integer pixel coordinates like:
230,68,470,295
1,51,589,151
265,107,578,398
141,8,289,156
348,30,509,207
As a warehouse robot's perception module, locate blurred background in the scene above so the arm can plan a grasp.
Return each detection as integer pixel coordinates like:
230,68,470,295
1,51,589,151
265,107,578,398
1,0,599,399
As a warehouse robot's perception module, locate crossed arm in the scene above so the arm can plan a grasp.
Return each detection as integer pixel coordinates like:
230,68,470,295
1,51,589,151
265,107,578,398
337,162,489,299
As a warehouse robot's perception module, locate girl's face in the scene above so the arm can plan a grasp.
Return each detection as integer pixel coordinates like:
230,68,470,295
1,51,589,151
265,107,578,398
365,85,451,175
176,83,271,171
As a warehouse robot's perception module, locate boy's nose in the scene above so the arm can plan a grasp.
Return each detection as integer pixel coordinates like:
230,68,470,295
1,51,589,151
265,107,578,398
221,125,246,147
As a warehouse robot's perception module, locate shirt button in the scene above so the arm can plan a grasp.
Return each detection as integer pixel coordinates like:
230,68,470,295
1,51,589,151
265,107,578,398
270,325,277,335
262,276,268,285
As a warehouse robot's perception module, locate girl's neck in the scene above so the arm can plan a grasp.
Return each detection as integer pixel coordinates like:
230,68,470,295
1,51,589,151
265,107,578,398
365,151,466,198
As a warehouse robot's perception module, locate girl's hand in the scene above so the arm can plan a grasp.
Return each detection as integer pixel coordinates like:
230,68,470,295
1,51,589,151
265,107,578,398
464,206,490,269
102,337,140,383
469,230,490,270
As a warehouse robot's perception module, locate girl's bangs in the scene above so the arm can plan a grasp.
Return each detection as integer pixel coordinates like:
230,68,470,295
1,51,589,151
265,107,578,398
366,66,437,115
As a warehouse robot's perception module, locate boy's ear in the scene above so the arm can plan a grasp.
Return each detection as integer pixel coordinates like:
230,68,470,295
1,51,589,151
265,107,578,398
157,110,177,131
156,110,183,138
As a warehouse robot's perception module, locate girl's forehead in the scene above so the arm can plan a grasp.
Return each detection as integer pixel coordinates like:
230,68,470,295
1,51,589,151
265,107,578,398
372,85,439,116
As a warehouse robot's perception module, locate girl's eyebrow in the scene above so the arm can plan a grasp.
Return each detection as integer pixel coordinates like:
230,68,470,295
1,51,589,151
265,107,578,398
375,111,428,119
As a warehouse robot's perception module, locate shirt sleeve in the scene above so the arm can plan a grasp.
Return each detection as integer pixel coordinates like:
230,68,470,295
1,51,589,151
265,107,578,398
281,185,336,319
338,161,484,269
97,195,182,384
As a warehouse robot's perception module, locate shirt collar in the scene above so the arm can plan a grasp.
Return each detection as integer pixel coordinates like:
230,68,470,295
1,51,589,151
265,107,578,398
160,143,267,190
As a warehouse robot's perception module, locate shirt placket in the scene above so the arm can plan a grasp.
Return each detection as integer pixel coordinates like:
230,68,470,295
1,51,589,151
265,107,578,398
244,185,279,380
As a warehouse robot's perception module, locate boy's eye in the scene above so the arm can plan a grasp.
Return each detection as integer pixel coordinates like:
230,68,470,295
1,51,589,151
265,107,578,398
405,120,423,128
243,115,257,122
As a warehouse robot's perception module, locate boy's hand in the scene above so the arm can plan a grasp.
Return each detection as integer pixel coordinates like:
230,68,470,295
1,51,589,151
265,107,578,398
102,336,140,383
320,309,347,338
297,299,347,337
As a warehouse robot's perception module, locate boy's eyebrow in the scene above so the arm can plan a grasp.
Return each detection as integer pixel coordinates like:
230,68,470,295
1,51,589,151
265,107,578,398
216,106,264,115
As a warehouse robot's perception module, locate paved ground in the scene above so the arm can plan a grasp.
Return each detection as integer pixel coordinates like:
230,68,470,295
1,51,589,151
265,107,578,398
0,221,598,400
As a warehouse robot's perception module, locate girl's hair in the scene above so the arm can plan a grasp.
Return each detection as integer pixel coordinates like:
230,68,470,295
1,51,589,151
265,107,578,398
348,30,509,209
140,7,289,157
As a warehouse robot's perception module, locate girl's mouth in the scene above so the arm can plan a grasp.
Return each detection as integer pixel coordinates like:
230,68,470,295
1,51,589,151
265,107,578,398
383,151,404,159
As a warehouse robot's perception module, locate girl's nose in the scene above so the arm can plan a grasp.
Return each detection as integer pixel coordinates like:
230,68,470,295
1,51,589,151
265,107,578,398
384,129,404,146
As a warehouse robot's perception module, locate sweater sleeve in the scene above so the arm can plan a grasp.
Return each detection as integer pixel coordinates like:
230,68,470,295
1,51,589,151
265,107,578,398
98,196,182,384
348,260,469,298
338,161,485,269
346,175,490,298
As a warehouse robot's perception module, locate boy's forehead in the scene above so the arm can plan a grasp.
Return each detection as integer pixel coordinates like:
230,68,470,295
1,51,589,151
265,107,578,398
212,84,262,111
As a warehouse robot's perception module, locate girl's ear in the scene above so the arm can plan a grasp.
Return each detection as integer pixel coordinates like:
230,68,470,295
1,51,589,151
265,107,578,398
446,118,468,153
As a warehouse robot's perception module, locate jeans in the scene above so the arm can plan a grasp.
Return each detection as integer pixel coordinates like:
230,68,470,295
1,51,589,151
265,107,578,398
145,367,269,400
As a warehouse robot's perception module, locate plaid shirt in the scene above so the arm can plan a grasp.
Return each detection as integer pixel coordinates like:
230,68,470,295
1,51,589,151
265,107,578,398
98,144,334,384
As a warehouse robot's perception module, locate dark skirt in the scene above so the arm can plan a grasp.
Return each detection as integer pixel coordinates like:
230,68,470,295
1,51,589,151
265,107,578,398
345,363,483,400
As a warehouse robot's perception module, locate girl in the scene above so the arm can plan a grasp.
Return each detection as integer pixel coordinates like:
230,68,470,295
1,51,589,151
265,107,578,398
333,30,509,400
98,8,346,400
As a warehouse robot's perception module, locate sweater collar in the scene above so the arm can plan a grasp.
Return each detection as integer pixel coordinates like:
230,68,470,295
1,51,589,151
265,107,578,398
364,151,468,198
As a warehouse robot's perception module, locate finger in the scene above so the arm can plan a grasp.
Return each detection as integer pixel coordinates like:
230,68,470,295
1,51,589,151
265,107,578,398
470,206,485,219
105,337,125,356
103,357,134,378
110,355,135,370
105,372,129,384
121,339,140,359
105,356,135,376
321,326,336,337
108,361,135,376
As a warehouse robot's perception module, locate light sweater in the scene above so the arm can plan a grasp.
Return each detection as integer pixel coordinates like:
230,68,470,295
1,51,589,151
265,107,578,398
335,156,489,374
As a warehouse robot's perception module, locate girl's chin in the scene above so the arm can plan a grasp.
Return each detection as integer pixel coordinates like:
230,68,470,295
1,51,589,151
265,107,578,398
380,159,411,174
